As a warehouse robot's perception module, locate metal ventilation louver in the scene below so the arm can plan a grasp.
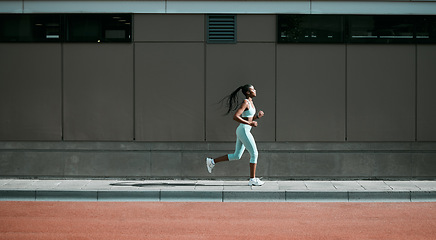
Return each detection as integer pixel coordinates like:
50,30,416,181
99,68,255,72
207,15,237,43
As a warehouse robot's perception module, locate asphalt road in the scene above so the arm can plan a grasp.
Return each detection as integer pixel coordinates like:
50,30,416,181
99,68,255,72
1,202,435,239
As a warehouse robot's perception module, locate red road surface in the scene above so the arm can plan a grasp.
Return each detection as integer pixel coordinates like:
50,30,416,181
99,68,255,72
1,202,435,240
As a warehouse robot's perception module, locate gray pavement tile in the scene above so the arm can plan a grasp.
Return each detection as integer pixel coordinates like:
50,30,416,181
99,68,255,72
384,181,421,191
195,181,224,191
157,180,196,191
196,180,223,186
411,181,436,191
81,180,113,190
223,181,252,191
357,181,392,191
0,179,12,186
278,181,307,191
247,181,279,191
1,180,38,190
33,180,63,190
57,180,91,190
304,181,336,191
331,181,365,191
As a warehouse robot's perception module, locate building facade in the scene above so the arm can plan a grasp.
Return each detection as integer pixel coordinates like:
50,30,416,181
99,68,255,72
1,0,436,179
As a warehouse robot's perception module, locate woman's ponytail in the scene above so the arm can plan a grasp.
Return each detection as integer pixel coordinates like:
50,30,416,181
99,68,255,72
220,84,253,115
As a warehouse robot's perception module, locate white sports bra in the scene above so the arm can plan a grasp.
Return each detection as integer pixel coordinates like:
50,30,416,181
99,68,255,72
241,99,256,118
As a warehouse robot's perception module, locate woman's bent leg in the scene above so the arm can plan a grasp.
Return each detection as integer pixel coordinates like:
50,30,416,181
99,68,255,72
238,128,258,164
227,136,245,161
212,135,245,164
213,155,229,163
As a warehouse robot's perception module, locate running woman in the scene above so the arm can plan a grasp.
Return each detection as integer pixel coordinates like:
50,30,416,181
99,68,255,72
206,84,265,186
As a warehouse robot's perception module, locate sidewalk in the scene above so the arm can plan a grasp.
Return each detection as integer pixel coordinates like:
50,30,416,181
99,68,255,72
1,179,435,202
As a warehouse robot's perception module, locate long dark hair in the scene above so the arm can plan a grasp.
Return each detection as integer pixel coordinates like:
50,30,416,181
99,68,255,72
220,84,253,115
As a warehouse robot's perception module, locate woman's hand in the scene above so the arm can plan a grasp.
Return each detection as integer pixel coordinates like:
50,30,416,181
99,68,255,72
250,121,258,127
257,110,265,119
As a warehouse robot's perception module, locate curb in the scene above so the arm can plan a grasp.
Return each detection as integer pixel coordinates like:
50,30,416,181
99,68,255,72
1,190,436,202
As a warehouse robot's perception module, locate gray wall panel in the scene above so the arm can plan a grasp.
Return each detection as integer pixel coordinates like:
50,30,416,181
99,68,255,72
63,44,134,141
63,151,150,177
277,44,346,141
1,142,435,179
413,153,436,177
0,151,65,177
417,45,436,141
347,45,415,141
0,44,62,140
134,14,204,42
135,43,205,141
206,43,276,141
237,14,276,42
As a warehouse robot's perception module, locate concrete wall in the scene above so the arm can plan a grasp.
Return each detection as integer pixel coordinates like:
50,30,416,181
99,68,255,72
1,14,436,179
1,142,435,179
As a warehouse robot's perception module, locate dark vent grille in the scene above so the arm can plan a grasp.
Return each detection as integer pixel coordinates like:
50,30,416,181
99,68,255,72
207,15,236,43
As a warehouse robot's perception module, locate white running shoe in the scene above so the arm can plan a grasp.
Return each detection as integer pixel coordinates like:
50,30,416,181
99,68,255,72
206,158,215,173
248,178,265,186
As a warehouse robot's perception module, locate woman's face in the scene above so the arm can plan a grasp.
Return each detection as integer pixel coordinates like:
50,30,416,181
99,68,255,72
247,86,257,97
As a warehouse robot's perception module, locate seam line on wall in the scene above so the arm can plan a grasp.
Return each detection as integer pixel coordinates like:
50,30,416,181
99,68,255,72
274,32,278,142
61,43,64,141
132,13,136,141
415,44,418,142
345,44,348,142
204,14,207,141
133,43,136,141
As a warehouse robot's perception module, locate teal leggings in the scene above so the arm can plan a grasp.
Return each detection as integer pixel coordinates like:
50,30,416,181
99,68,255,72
227,124,258,164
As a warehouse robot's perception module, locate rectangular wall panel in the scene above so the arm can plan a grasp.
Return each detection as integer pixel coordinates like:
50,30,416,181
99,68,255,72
347,45,415,141
417,45,436,141
135,43,204,141
237,14,276,42
0,44,62,140
206,43,276,141
63,44,134,141
134,14,204,42
277,44,346,141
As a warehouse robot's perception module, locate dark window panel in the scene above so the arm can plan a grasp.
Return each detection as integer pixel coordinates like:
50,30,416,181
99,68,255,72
416,16,436,44
66,14,131,43
278,14,436,44
0,14,61,42
278,15,344,43
348,15,415,44
0,14,132,43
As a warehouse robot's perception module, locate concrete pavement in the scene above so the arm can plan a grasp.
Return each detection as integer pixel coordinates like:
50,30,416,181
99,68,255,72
1,179,435,202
